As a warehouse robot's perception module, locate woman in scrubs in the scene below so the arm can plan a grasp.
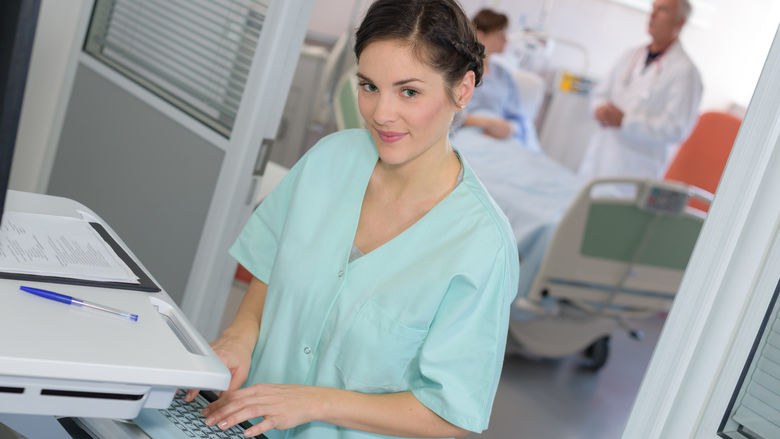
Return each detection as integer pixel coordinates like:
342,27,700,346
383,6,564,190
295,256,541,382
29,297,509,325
186,1,519,437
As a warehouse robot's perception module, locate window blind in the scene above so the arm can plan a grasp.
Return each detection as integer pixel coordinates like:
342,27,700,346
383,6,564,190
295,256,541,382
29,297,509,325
721,278,780,439
84,0,269,137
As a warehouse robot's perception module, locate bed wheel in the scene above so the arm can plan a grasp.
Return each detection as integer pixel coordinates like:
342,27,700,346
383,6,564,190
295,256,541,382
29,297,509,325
582,336,610,371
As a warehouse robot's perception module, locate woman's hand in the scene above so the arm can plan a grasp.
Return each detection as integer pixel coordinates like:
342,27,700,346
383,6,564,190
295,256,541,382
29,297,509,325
213,332,256,390
481,118,513,139
185,278,268,402
200,385,469,438
184,332,255,402
202,383,326,437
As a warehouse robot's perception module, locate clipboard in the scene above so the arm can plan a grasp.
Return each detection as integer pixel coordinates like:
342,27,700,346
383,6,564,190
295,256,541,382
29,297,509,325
0,222,160,292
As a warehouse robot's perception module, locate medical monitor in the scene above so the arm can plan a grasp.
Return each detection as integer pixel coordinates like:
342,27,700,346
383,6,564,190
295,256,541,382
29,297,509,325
0,0,40,225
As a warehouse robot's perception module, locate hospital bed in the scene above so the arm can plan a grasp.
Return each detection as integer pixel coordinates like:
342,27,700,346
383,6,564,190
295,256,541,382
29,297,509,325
451,128,713,370
333,65,364,131
510,178,712,369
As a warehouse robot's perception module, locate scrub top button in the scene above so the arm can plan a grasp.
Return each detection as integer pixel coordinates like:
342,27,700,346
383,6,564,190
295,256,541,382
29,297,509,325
337,270,344,278
303,346,312,355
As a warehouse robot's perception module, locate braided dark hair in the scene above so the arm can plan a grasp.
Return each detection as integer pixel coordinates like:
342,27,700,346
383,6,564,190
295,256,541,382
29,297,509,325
355,0,485,101
450,39,485,85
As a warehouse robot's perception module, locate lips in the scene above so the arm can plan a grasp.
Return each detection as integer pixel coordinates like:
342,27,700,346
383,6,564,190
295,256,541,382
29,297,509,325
376,129,407,143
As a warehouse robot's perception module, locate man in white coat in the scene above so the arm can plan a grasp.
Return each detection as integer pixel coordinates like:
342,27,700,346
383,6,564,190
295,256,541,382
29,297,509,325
578,0,702,182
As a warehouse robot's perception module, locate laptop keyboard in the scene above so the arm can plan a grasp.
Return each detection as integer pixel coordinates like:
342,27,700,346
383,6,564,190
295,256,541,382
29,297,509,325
161,391,247,438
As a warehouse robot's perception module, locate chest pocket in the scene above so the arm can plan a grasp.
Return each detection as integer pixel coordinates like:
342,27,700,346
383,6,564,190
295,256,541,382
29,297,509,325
334,298,428,393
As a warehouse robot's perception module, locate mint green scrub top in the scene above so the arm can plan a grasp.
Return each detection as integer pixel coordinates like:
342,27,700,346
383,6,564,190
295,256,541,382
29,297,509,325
229,129,519,439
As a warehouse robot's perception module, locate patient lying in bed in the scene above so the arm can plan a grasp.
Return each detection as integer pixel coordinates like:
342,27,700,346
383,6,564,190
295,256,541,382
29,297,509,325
454,58,544,152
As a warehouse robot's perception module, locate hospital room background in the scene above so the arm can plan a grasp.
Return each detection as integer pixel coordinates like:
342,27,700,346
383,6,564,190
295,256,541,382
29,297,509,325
7,0,780,438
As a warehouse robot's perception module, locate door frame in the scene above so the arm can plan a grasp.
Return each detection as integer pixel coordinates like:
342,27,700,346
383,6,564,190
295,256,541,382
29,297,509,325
177,0,315,340
622,25,780,438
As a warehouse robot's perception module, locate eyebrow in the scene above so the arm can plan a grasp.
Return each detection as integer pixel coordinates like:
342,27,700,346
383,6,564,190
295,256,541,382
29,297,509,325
356,72,424,86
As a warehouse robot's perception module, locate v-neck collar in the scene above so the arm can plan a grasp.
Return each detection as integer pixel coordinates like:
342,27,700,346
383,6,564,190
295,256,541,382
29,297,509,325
348,148,466,266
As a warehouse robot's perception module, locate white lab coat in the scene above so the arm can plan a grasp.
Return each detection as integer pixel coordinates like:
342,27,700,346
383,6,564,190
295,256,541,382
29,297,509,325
578,40,702,181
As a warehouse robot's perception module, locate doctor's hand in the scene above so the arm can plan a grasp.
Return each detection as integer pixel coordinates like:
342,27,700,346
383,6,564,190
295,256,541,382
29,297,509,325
594,103,624,128
184,331,254,402
201,383,326,436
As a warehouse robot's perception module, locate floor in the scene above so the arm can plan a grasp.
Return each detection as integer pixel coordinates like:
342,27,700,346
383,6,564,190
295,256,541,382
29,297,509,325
467,314,666,439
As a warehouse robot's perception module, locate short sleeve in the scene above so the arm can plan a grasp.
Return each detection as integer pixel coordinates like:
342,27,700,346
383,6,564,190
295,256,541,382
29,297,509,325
229,154,309,284
411,244,518,433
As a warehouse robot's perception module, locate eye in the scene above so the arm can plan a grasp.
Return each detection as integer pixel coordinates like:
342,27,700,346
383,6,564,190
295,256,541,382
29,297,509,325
359,82,378,93
401,88,419,98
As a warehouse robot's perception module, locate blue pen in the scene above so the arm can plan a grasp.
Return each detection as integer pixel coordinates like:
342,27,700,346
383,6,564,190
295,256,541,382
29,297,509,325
19,286,139,322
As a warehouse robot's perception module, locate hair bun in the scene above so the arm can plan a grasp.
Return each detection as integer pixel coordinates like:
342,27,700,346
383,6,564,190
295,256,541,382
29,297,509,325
469,40,486,86
450,39,485,85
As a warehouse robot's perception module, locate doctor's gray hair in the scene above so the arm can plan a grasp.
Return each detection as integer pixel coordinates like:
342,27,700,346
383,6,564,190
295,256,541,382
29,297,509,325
354,0,485,96
678,0,692,22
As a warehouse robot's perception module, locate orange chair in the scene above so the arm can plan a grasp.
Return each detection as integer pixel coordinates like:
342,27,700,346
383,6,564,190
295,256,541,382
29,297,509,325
664,111,742,211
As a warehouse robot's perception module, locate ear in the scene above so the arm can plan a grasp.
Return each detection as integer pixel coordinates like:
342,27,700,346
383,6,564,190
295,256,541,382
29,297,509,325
671,17,685,38
454,70,476,111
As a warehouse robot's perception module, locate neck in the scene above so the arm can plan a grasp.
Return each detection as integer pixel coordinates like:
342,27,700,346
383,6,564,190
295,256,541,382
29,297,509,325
375,138,459,201
649,37,676,54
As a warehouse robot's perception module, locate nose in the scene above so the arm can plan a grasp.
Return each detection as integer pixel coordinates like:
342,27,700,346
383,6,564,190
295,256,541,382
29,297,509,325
371,93,398,125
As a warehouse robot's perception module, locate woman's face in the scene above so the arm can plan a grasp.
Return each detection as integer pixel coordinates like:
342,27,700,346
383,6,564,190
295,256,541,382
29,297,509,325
477,28,507,56
357,40,466,168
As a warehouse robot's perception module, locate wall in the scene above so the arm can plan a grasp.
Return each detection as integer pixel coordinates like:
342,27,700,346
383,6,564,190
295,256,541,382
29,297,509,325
307,0,369,39
9,0,89,193
687,0,780,109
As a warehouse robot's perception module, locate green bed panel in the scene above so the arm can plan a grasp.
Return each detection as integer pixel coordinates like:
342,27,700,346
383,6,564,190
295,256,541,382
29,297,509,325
580,203,703,270
338,80,362,130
